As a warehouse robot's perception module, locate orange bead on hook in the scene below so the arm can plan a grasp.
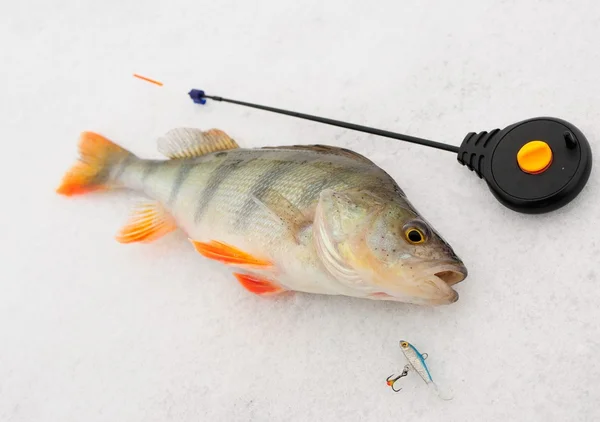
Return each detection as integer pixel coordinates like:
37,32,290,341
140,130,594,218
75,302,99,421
386,364,410,392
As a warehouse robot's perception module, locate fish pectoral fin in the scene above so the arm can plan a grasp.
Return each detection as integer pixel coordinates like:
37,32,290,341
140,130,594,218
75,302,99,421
115,200,177,243
251,189,310,243
190,239,273,269
157,127,239,159
233,273,285,295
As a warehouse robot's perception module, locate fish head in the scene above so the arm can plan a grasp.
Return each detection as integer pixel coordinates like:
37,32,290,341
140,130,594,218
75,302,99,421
314,188,467,305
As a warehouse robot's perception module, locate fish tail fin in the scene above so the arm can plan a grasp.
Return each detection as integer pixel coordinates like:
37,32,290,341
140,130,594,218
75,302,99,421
56,131,136,196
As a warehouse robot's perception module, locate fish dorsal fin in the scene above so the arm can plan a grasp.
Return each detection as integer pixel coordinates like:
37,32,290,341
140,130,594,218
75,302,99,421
157,128,239,159
263,144,375,164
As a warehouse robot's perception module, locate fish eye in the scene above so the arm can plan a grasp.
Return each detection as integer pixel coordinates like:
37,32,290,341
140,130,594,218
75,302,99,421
402,221,428,245
404,227,425,244
400,341,409,348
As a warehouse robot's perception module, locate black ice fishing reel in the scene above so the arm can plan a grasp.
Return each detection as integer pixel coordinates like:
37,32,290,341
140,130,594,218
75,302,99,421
457,117,592,213
188,89,592,215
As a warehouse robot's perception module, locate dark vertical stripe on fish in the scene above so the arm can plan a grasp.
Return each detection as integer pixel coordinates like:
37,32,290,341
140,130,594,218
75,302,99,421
113,154,135,181
293,162,353,208
194,159,244,223
296,177,331,208
141,160,160,183
168,162,194,206
233,161,297,230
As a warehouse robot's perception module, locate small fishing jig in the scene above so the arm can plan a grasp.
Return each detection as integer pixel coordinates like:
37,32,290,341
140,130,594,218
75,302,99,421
398,340,433,386
386,364,410,392
385,340,430,393
387,340,451,399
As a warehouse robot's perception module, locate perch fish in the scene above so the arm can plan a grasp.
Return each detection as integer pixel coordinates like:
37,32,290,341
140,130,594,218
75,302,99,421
56,127,467,305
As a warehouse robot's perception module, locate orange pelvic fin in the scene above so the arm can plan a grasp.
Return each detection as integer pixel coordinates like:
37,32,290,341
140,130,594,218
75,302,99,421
233,273,285,295
56,131,134,196
190,240,272,268
116,200,177,243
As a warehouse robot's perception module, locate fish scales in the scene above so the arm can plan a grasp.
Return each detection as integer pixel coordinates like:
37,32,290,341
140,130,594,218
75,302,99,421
56,128,468,305
126,148,393,243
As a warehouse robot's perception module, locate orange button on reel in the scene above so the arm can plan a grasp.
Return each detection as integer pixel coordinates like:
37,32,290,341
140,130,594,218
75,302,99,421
516,140,553,174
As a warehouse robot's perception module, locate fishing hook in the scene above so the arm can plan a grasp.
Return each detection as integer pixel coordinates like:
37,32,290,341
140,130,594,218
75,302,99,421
386,364,410,392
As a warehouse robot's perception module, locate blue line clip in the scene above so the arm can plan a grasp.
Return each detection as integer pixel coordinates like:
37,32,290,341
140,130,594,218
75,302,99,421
188,89,207,105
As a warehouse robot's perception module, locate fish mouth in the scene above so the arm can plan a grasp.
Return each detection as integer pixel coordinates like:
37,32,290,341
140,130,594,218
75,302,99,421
367,263,467,304
434,269,466,286
431,263,468,286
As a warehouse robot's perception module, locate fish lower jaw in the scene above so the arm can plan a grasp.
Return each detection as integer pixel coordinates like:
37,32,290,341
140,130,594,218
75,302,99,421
367,289,458,305
427,287,459,305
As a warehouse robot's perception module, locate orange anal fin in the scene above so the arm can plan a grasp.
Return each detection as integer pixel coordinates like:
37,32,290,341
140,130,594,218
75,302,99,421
233,273,284,295
116,200,177,243
190,240,272,268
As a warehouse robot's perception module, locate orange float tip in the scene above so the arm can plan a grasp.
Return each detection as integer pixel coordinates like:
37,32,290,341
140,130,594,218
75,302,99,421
133,73,163,86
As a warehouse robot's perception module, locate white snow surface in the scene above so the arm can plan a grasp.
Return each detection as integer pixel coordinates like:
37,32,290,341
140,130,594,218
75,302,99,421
1,1,600,420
